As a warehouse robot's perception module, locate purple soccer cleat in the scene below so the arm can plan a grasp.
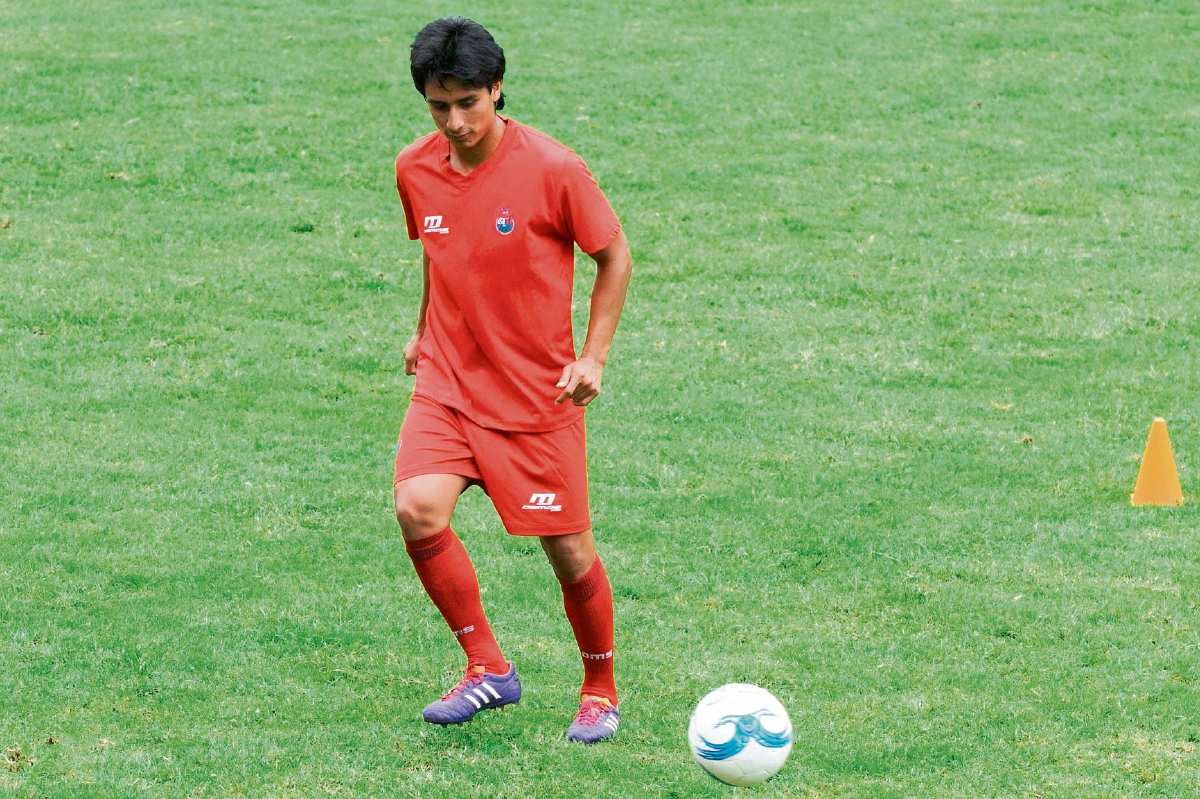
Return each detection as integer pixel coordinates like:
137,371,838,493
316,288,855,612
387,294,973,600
566,697,620,743
422,663,521,726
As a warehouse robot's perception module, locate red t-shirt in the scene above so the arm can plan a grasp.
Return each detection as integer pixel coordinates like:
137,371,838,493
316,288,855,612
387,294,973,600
395,119,621,432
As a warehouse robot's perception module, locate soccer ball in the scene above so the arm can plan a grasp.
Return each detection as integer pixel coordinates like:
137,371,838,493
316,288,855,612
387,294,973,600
687,683,792,787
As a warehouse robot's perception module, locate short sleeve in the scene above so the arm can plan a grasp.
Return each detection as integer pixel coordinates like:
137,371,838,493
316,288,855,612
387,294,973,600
396,158,420,241
558,152,621,255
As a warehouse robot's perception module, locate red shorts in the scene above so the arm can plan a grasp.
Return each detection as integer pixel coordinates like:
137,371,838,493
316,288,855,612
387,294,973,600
393,394,591,537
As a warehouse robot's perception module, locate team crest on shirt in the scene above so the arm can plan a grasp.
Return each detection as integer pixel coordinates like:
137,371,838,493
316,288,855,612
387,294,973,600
495,206,515,235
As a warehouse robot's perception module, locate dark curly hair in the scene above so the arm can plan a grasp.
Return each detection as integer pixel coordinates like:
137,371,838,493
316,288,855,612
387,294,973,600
410,18,506,111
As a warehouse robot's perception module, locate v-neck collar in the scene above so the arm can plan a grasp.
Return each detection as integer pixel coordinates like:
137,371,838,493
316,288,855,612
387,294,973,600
439,116,517,187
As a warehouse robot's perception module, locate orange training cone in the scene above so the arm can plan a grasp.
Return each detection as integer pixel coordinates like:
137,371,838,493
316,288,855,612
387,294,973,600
1131,418,1183,506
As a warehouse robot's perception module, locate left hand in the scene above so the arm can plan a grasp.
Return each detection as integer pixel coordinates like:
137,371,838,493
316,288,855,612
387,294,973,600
555,355,605,406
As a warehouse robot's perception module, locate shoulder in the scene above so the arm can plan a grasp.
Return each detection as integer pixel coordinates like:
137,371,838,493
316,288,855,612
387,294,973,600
395,131,444,174
508,120,578,170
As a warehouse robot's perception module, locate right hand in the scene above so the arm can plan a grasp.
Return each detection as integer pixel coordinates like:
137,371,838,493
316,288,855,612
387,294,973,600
403,331,422,375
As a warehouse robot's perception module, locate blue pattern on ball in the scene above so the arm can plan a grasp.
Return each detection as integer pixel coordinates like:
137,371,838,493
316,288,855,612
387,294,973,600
694,710,792,761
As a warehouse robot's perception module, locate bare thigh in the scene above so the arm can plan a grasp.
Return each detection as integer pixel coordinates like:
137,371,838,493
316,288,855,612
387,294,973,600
394,473,471,541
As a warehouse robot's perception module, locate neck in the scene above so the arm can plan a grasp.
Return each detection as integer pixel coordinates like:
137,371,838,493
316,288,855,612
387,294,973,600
449,115,507,174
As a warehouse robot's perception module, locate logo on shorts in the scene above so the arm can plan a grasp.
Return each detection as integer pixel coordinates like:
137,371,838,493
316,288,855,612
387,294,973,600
495,206,515,235
424,215,449,234
522,492,562,512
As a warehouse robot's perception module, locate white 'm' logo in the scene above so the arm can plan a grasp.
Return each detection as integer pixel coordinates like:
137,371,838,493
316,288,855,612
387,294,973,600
522,492,562,512
423,215,449,234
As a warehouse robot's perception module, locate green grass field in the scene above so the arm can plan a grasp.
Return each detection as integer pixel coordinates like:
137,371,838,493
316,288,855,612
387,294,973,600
4,0,1200,795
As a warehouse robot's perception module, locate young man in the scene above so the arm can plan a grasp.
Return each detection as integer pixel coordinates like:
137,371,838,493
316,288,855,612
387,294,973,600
392,18,632,744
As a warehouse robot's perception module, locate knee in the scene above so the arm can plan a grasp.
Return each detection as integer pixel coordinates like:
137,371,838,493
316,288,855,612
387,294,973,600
554,551,594,582
542,531,596,582
394,491,451,540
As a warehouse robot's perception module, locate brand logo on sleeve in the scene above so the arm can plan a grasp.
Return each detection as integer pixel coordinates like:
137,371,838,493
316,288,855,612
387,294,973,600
522,492,561,511
495,206,515,235
423,215,449,234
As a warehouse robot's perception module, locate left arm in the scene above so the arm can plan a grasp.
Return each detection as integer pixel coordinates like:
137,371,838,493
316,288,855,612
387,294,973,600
555,230,633,406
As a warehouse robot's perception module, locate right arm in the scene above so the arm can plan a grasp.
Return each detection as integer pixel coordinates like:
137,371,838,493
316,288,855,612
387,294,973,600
403,248,430,375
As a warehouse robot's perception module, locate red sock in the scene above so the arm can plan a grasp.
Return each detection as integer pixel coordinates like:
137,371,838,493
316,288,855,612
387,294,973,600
405,527,507,675
558,556,617,706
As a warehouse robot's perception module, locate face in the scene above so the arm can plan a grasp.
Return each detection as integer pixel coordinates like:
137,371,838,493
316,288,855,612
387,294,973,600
423,77,502,151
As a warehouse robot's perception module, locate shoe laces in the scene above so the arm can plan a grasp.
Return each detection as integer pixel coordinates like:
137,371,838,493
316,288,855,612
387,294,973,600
573,697,612,726
442,669,485,701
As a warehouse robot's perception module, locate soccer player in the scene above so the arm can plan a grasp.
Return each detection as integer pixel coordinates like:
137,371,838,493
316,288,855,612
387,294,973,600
391,18,632,744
